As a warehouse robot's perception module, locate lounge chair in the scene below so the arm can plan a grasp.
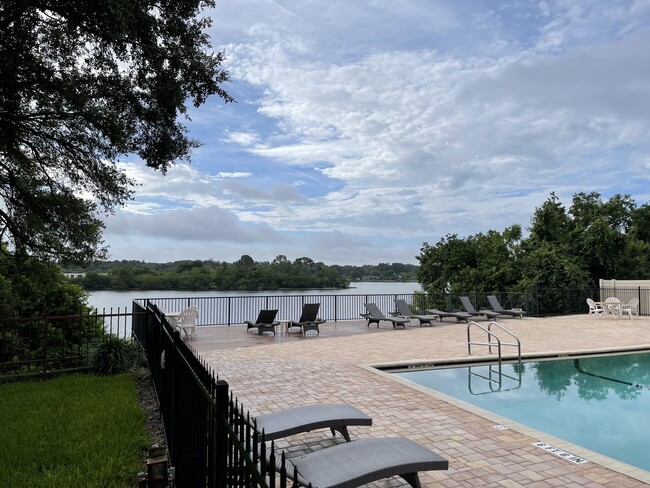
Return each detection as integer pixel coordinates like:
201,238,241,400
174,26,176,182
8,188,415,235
280,437,448,488
245,309,280,335
394,299,439,326
459,296,500,320
253,403,372,442
425,308,472,323
487,295,526,318
288,303,325,336
362,303,410,329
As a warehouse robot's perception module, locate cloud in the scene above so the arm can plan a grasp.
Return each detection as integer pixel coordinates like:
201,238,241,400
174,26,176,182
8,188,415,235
99,1,650,264
105,205,283,243
222,131,262,147
217,171,252,178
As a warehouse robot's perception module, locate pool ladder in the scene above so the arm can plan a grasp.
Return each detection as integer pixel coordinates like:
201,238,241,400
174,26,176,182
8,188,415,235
467,320,521,364
467,320,522,394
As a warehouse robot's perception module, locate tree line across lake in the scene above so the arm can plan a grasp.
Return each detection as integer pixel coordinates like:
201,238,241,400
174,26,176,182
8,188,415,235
66,256,419,291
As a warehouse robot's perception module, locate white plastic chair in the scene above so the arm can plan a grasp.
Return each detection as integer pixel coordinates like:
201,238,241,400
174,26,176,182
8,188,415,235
177,306,199,340
604,297,621,319
620,298,639,320
586,298,604,318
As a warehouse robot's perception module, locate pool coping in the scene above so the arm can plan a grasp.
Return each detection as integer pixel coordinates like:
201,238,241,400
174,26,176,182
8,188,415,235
362,345,650,485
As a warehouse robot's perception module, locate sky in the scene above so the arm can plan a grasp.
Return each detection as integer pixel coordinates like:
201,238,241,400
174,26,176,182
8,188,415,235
102,0,650,265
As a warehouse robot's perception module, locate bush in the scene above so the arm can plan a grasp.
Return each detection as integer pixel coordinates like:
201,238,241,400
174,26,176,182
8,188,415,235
91,338,146,375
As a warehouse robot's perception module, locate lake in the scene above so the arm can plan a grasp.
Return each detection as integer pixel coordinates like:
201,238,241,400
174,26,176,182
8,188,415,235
88,281,422,311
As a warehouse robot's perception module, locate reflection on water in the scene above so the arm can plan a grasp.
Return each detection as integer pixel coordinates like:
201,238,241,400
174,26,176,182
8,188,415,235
394,352,650,471
534,354,650,401
467,363,522,395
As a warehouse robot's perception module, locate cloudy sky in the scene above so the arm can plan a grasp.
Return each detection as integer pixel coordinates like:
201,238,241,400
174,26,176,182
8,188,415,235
103,0,650,265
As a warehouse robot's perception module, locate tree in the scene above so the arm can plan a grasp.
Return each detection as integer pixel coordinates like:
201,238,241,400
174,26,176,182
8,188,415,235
417,191,648,296
528,192,570,245
0,251,89,318
0,1,232,264
629,204,650,243
417,227,522,294
566,193,636,285
417,233,482,293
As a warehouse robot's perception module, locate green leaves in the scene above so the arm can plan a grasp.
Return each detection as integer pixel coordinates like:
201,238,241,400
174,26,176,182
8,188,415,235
0,0,231,263
418,192,649,293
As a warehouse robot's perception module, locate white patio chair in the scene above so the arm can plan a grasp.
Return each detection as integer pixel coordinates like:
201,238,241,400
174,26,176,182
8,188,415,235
604,297,621,319
177,306,199,340
620,298,639,320
586,298,604,318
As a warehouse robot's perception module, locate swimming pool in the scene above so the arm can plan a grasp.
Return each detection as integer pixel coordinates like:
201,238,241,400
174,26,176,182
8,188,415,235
393,351,650,472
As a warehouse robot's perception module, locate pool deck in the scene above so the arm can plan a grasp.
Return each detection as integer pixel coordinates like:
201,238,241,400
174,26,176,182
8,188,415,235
193,314,650,487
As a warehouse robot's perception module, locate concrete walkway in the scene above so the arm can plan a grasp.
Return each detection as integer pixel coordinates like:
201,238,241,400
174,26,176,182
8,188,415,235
194,314,650,487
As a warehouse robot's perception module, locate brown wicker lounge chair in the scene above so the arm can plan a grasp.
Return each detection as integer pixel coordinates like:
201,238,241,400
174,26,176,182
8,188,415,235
245,309,280,335
288,302,325,336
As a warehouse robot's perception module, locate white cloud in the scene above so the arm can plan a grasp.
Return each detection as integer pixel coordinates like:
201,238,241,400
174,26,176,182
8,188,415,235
217,171,252,178
222,131,262,147
99,1,650,264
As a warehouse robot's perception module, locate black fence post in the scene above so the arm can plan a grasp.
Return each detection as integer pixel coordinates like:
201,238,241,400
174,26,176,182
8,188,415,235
42,314,49,375
214,380,228,488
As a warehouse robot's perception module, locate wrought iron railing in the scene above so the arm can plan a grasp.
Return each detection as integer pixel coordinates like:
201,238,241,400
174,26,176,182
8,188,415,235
0,309,132,381
3,286,646,381
136,287,647,327
132,300,293,488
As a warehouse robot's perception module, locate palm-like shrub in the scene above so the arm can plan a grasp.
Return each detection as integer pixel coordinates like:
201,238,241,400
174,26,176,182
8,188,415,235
91,338,146,375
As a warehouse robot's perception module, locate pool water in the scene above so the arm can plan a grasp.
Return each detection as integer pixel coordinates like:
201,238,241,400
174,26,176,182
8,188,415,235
393,351,650,471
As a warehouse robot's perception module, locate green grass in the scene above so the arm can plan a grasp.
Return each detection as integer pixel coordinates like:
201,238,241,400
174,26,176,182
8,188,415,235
0,374,149,488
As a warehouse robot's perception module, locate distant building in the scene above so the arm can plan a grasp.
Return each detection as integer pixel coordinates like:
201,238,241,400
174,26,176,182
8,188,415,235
63,272,86,279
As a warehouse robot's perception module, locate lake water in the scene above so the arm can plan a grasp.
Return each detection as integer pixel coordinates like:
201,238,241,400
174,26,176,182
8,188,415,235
88,281,422,311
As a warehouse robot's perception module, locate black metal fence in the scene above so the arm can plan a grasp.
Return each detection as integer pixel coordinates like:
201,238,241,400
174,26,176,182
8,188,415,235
0,309,132,381
132,300,293,488
138,286,647,327
3,286,646,382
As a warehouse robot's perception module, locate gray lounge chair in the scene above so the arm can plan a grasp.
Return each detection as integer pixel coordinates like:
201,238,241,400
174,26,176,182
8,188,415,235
245,309,280,335
459,296,500,320
425,308,472,323
487,295,526,318
394,299,439,326
281,437,449,488
253,403,372,442
288,302,325,336
362,303,410,329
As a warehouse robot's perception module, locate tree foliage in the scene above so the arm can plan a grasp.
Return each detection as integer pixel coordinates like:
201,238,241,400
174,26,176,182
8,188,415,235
0,250,89,318
68,258,418,291
0,0,232,263
418,192,650,294
70,256,351,291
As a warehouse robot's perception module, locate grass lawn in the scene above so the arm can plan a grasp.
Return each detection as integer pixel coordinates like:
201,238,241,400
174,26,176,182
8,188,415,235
0,373,149,488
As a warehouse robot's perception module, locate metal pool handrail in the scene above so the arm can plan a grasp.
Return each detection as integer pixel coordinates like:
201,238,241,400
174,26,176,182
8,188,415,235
467,320,522,365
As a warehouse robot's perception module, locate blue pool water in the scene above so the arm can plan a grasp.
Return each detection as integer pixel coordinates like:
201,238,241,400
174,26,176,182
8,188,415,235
393,352,650,471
